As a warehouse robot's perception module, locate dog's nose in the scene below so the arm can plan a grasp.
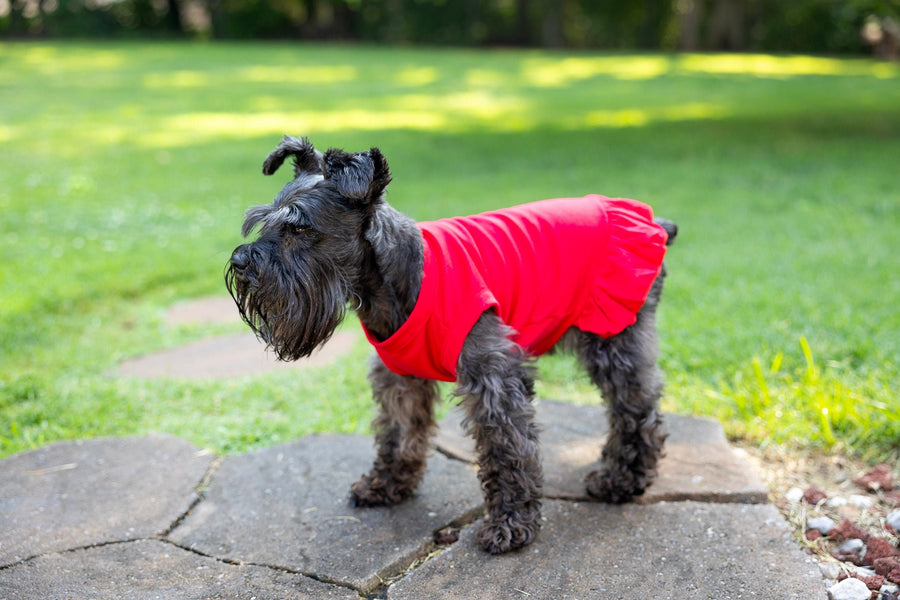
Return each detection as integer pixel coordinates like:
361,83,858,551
230,246,250,271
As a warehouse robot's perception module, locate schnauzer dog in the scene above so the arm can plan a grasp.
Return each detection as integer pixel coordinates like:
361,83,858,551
226,136,677,555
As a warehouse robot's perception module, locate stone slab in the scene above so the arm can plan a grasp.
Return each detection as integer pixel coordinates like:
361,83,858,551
434,399,768,504
0,434,214,567
0,539,358,600
116,330,357,379
168,433,483,593
388,500,826,600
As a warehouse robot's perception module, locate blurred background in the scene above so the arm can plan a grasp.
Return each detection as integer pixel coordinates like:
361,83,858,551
1,0,898,462
2,0,899,59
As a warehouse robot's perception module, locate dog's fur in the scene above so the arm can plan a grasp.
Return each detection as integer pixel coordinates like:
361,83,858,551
226,136,675,555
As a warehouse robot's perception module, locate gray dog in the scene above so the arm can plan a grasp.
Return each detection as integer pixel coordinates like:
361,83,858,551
226,136,677,555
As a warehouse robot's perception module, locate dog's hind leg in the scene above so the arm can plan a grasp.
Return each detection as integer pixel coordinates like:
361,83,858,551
579,272,668,503
349,356,438,506
456,311,543,554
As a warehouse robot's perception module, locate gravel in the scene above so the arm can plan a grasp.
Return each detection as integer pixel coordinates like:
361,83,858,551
838,539,865,554
828,577,873,600
888,511,900,533
742,447,900,600
808,516,838,535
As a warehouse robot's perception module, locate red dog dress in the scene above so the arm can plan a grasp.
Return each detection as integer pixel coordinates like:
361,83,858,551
361,195,669,382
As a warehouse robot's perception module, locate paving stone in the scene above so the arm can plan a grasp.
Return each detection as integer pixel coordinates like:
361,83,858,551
434,399,768,503
168,433,483,593
0,539,358,600
0,397,825,599
388,500,827,600
116,330,357,379
0,435,213,567
165,296,242,326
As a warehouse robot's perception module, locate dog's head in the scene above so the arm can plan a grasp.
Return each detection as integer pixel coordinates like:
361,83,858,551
225,136,391,360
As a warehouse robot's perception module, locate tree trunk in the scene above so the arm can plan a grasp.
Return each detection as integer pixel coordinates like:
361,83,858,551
539,0,564,48
514,0,531,45
678,0,704,50
164,0,185,33
708,0,744,50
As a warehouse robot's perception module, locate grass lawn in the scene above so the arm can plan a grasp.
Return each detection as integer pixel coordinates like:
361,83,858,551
1,42,898,461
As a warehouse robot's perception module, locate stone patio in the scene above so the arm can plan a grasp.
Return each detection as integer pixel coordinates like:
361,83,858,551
0,401,827,600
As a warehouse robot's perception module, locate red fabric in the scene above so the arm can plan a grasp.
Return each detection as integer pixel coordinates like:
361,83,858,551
362,195,669,382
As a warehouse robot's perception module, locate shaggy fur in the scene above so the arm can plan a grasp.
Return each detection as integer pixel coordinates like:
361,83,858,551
226,136,676,555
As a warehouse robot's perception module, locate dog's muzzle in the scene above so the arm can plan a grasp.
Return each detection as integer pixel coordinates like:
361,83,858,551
229,245,251,274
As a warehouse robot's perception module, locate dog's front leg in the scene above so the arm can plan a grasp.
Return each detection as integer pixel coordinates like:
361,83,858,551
456,312,543,554
350,356,438,506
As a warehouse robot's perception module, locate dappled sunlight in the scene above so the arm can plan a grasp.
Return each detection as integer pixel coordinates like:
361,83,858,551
5,43,897,152
564,102,728,129
395,90,529,124
141,64,360,90
141,64,362,88
464,68,513,88
235,64,358,84
522,56,672,87
678,54,899,79
13,45,126,75
394,66,439,87
143,70,212,88
137,110,449,147
142,65,359,89
131,97,727,147
519,53,898,86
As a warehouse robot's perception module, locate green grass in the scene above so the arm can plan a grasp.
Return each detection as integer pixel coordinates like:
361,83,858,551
1,42,898,461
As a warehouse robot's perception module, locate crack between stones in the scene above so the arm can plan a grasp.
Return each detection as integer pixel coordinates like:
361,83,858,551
160,454,224,537
0,539,140,571
4,441,763,583
360,503,487,599
541,491,767,505
437,444,767,506
156,534,437,598
1,537,181,571
157,538,362,594
1,457,225,572
1,453,228,572
2,444,479,597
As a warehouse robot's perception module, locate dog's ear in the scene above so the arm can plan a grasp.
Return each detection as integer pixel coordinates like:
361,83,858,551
262,135,323,179
322,147,391,204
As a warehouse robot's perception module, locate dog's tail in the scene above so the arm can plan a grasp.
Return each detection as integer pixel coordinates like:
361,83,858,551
654,218,677,246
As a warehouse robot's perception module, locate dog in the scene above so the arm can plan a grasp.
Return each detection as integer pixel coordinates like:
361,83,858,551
226,136,677,555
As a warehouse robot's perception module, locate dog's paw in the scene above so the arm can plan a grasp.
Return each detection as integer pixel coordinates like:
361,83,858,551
477,514,540,555
584,468,645,504
348,473,412,507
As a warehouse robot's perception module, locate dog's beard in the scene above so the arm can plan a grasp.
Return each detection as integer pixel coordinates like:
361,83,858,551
225,256,348,362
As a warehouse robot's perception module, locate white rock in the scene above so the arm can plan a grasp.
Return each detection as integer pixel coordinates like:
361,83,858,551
825,496,848,508
887,509,900,531
807,515,837,535
828,577,871,600
848,494,874,509
849,566,876,578
819,562,842,580
785,487,805,504
838,538,865,554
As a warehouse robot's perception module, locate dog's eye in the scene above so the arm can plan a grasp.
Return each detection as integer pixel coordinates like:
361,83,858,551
290,224,312,235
